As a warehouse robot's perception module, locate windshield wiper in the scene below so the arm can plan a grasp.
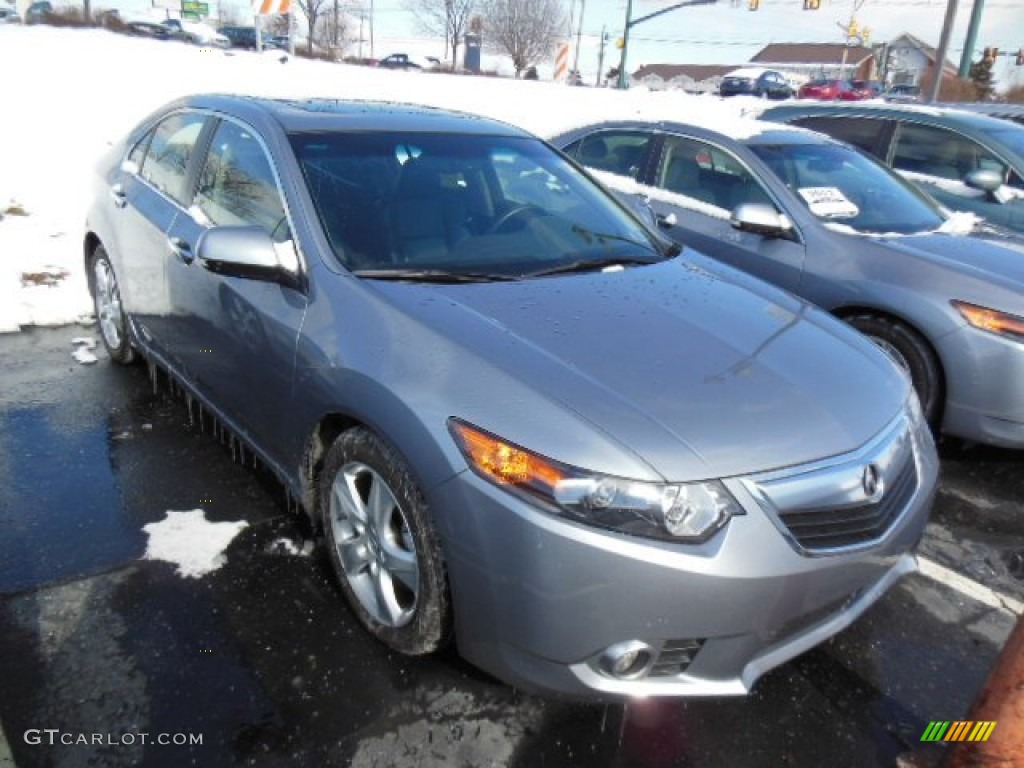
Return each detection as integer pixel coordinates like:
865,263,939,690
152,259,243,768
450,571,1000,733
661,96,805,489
524,255,662,278
352,268,517,283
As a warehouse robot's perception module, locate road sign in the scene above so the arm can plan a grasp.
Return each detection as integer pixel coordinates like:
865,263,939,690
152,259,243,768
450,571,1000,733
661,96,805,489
181,1,208,17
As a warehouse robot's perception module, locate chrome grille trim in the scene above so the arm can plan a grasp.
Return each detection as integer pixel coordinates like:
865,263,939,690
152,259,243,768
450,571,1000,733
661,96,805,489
740,411,923,556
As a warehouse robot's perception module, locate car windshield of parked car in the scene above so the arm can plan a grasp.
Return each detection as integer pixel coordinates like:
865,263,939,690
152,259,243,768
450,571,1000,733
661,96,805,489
290,131,664,279
750,142,946,234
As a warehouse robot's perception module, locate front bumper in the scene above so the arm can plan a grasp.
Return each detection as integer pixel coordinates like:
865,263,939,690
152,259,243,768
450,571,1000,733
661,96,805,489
430,413,937,699
938,324,1024,448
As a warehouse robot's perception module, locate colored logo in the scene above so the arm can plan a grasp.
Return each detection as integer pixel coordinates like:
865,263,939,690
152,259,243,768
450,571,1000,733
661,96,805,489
920,721,997,742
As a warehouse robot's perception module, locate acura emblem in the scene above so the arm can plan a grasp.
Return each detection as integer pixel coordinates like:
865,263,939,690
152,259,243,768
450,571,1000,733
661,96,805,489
862,464,884,502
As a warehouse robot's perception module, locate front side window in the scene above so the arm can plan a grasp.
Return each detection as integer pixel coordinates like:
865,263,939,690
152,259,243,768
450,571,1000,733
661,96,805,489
194,120,290,242
138,112,206,204
657,135,776,212
562,131,654,181
892,123,1007,184
291,131,662,276
751,141,945,234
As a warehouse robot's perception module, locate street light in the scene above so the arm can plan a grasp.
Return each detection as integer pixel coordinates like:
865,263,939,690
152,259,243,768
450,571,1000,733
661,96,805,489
617,0,719,89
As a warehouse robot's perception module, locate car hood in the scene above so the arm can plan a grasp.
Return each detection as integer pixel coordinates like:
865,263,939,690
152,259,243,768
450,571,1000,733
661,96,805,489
873,230,1024,291
368,256,907,480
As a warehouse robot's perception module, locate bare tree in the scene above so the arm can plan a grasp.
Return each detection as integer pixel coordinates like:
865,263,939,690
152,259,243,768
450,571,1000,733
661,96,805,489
406,0,476,69
480,0,563,78
296,0,330,54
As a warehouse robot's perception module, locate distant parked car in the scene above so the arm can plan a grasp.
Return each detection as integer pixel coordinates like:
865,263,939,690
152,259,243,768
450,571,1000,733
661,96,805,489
86,94,936,700
761,102,1024,234
161,18,230,47
848,79,883,100
885,84,922,103
125,20,172,39
218,25,259,49
24,1,51,24
0,3,21,23
553,117,1024,448
798,79,862,101
377,53,439,71
719,68,793,100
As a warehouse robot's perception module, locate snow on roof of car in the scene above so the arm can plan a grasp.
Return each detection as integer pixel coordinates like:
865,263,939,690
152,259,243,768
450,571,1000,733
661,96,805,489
723,67,768,79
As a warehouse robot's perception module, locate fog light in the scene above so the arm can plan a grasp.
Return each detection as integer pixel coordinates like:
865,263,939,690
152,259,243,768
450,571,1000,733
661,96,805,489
598,641,655,680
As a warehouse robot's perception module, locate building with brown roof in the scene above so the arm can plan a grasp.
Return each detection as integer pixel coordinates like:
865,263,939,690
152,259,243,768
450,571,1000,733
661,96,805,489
630,64,738,93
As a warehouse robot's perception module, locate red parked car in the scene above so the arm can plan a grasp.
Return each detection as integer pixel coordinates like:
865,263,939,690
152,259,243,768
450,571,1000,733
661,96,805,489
797,79,866,101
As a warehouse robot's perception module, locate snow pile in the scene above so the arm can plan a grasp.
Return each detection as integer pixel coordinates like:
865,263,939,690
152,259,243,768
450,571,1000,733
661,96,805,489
71,336,98,364
142,509,249,578
265,537,314,557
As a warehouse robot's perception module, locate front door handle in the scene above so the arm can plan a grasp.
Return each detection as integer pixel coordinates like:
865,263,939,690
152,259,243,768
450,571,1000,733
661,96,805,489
656,212,677,228
167,236,194,265
109,183,127,208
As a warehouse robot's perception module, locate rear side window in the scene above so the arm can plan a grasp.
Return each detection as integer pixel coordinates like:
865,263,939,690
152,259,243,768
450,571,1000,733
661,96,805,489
194,120,290,242
138,112,207,204
794,117,889,158
563,131,654,181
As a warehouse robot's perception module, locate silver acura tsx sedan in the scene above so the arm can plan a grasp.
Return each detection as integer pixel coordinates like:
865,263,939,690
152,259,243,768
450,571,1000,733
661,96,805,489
85,95,937,699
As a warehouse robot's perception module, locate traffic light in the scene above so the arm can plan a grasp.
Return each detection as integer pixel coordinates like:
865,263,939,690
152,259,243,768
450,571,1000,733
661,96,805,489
861,26,870,45
615,37,624,50
1017,48,1024,66
992,47,1000,60
748,0,759,10
803,0,821,9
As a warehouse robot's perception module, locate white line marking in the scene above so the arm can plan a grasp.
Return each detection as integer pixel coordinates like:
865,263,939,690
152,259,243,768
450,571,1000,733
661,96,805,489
0,719,14,768
918,556,1024,616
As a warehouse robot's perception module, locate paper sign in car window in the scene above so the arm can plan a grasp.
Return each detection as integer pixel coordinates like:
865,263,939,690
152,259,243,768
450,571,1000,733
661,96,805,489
798,187,860,219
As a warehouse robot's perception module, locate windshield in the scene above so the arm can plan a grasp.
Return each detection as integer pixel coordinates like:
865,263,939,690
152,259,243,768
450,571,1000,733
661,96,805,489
290,132,663,278
749,142,946,234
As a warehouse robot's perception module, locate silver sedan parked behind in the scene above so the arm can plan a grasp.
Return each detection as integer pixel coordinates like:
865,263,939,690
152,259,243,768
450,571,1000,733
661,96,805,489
552,119,1024,450
86,95,936,699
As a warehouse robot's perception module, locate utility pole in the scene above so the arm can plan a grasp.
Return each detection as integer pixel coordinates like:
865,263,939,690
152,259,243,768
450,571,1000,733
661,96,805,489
958,0,985,77
573,0,586,73
596,25,608,86
926,0,959,103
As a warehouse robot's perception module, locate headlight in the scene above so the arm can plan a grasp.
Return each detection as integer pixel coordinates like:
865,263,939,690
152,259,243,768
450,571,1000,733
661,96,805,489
952,300,1024,342
449,419,742,542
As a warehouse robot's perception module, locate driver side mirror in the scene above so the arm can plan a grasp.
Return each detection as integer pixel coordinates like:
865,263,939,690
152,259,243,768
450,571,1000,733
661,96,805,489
730,203,795,239
196,226,300,290
963,169,1009,203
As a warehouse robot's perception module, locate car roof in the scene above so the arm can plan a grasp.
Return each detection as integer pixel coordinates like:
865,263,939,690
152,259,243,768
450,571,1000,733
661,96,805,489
171,95,534,137
761,100,1016,132
549,117,829,148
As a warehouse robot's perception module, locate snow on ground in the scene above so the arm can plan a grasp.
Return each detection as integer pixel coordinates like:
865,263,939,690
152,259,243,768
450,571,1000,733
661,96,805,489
142,509,249,578
0,24,761,333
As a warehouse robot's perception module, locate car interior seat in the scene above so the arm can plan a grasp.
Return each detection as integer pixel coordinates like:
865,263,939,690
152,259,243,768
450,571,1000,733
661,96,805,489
390,155,469,265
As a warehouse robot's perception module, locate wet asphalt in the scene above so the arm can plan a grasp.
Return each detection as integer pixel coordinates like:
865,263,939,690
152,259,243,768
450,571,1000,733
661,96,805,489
1,326,1023,768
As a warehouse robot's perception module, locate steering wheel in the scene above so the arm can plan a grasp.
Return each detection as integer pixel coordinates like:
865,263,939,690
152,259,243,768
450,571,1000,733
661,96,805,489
487,204,546,234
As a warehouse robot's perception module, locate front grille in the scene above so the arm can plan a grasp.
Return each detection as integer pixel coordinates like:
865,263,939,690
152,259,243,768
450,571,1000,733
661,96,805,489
649,638,704,677
778,455,918,552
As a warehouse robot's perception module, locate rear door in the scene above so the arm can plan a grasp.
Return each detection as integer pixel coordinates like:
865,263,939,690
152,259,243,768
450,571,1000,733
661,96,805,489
115,110,210,355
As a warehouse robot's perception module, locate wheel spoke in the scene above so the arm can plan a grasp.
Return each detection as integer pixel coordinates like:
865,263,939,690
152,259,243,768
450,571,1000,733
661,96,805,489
380,542,418,592
334,469,368,526
372,568,401,625
367,472,397,533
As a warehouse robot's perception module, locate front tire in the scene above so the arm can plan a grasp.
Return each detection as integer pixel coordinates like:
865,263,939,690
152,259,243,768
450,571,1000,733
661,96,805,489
846,314,942,425
90,246,136,365
319,428,451,655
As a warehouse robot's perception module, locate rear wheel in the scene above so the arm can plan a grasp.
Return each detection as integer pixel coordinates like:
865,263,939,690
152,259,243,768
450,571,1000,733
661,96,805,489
319,428,451,655
90,246,136,365
845,314,942,425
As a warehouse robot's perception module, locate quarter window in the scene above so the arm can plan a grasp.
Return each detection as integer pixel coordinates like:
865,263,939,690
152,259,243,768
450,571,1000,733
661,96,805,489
139,112,206,204
194,120,290,242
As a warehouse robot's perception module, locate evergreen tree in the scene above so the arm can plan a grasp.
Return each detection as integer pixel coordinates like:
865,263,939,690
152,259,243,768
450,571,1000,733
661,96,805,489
969,55,996,101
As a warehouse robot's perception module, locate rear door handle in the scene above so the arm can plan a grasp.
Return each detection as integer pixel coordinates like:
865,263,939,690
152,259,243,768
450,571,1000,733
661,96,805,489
167,236,194,265
109,183,127,208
